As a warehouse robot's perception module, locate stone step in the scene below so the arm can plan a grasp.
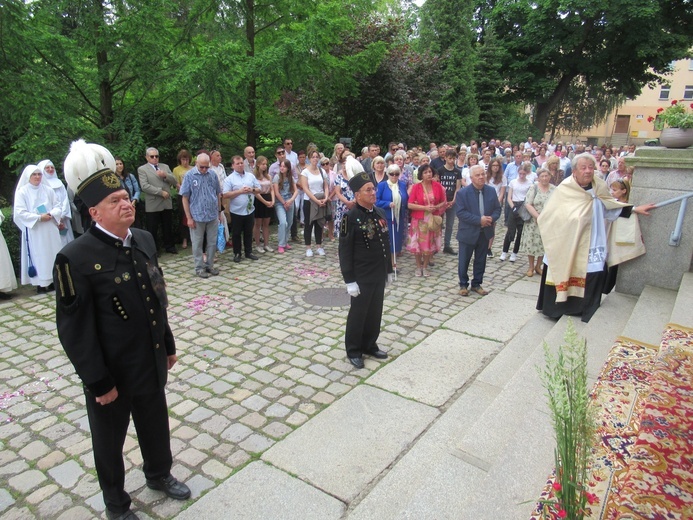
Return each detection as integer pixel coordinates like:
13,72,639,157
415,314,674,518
347,311,555,519
621,285,677,346
453,291,637,519
670,271,693,329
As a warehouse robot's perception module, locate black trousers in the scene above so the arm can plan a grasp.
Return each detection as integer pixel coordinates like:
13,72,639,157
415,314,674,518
303,200,323,246
146,209,174,250
345,279,386,358
502,212,524,254
291,204,299,239
231,212,254,256
84,387,172,514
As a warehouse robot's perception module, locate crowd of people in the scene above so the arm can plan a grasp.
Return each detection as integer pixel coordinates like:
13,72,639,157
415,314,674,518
2,137,645,299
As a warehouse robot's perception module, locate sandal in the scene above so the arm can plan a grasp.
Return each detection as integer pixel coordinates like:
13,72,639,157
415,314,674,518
526,269,534,277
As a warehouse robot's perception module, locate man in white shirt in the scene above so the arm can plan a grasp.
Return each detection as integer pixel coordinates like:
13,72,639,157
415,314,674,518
283,138,298,168
243,146,256,173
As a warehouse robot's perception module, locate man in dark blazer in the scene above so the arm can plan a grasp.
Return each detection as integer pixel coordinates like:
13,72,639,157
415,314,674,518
56,141,190,520
455,164,502,296
138,147,178,254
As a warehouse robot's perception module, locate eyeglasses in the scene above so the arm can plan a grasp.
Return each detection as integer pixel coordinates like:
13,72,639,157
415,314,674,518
198,166,209,169
149,155,159,158
276,151,285,155
388,172,400,176
360,188,376,193
284,141,293,146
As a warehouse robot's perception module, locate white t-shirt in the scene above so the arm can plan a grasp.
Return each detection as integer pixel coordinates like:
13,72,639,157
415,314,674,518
301,168,326,195
488,174,507,197
509,178,532,202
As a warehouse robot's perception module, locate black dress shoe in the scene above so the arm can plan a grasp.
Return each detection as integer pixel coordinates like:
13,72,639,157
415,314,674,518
36,286,48,294
107,509,140,520
234,254,242,263
165,247,178,254
146,474,191,500
0,292,12,300
348,357,365,369
246,253,259,260
443,246,456,255
366,349,388,359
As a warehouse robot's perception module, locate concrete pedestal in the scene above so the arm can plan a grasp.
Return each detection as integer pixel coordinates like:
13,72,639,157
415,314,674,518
617,148,693,295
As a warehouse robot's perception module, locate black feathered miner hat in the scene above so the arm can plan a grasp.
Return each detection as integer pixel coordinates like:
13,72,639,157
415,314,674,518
64,139,121,208
348,172,373,193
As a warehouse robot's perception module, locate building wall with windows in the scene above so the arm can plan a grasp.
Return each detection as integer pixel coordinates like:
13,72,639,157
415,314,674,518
552,59,693,147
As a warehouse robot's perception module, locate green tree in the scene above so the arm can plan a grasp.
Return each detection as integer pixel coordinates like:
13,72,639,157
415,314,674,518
488,0,692,134
419,0,479,143
474,29,507,140
282,15,443,149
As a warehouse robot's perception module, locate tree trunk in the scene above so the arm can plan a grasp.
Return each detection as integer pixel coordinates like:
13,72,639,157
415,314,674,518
533,73,575,135
93,0,114,141
245,0,256,148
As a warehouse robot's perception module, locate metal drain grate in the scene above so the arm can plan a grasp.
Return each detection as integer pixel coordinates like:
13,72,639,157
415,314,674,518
302,287,351,307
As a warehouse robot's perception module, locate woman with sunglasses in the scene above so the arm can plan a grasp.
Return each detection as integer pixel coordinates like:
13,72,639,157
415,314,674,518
376,164,409,268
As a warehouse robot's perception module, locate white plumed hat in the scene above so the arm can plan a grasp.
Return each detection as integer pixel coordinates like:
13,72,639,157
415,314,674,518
63,139,120,207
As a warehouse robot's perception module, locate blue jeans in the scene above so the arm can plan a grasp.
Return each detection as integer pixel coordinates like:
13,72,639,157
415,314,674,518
275,202,295,247
190,219,218,272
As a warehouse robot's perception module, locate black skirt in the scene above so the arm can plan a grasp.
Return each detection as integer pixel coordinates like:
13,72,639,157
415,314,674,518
536,264,608,323
254,194,275,219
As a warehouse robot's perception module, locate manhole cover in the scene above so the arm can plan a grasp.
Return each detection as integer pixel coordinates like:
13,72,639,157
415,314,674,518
303,287,351,307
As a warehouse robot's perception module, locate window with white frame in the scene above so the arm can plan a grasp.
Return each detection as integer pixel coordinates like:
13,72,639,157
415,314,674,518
659,85,670,100
684,85,693,100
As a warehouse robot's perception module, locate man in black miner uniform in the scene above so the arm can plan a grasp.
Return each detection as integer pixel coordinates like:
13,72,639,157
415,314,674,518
55,140,190,520
339,172,394,369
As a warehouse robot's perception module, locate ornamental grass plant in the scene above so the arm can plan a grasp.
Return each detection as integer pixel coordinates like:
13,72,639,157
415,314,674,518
538,320,597,520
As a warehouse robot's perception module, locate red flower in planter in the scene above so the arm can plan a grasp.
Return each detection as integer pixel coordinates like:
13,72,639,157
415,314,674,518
648,116,654,123
671,99,678,105
657,107,664,113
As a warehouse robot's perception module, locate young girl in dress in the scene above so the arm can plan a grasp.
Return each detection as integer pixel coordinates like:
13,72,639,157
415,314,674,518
253,156,275,252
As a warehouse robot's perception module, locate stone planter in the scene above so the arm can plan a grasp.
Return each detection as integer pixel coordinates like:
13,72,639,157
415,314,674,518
659,128,693,149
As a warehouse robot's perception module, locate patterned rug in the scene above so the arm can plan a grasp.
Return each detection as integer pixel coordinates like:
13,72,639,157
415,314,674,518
530,325,693,519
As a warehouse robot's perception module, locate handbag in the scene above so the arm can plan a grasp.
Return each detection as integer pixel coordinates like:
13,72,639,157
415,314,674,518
517,202,532,222
216,222,226,253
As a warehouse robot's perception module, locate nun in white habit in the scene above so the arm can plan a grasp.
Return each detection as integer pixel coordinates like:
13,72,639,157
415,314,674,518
38,159,74,246
0,212,18,298
13,164,64,292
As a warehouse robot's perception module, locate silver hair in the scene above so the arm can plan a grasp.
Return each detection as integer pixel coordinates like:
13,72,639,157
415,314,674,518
571,152,597,172
386,164,401,176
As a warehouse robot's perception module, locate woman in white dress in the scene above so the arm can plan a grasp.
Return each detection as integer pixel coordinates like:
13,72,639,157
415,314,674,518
0,212,18,299
38,159,74,246
13,164,64,293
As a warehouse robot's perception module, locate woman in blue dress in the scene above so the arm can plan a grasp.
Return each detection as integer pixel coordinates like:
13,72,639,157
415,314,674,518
376,164,409,268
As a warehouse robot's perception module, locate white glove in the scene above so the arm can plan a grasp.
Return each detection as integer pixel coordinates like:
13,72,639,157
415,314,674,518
346,282,360,298
387,273,394,285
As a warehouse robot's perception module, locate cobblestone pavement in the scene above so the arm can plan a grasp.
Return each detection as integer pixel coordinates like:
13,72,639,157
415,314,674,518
0,222,526,519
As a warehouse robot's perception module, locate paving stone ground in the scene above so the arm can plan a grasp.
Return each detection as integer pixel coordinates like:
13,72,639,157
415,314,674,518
0,220,526,519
